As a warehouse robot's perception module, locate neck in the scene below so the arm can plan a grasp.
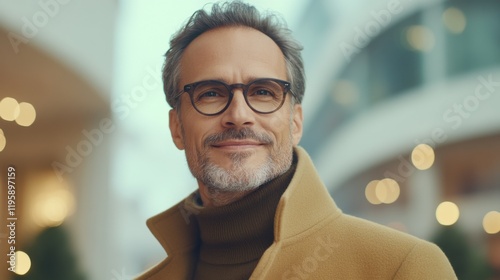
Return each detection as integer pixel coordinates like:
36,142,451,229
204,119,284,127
184,157,298,275
198,184,254,207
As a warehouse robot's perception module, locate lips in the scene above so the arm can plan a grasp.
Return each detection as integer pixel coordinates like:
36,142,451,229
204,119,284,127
212,140,263,148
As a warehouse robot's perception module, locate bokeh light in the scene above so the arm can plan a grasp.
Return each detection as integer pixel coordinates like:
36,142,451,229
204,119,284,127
436,201,460,226
33,188,76,228
14,251,31,275
442,7,467,34
411,144,435,170
483,211,500,234
0,97,20,121
0,128,5,152
375,178,400,204
365,180,382,205
332,80,360,107
15,102,37,127
406,25,436,52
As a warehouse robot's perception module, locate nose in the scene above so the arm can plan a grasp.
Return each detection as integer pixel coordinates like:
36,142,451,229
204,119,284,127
220,88,255,128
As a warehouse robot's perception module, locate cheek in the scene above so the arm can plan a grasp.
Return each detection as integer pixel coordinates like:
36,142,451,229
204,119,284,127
261,114,293,142
180,106,201,143
183,127,204,151
180,113,213,151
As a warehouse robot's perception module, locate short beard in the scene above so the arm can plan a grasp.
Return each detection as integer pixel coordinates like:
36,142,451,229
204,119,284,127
187,127,293,194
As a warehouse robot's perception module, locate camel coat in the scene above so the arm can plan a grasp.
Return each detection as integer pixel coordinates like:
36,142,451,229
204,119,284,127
136,147,456,279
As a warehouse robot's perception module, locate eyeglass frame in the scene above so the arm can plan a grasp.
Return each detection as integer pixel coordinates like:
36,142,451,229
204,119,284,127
174,78,294,116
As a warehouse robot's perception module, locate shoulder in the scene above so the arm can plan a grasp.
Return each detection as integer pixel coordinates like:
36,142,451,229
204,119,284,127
331,213,439,257
334,213,422,246
329,214,457,279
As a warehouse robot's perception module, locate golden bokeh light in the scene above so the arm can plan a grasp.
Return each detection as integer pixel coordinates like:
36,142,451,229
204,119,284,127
0,128,5,152
375,178,400,204
483,211,500,234
14,251,31,275
0,97,20,121
43,197,68,226
365,180,382,205
436,201,460,226
33,188,75,228
332,80,360,107
406,25,435,52
15,102,36,127
442,7,467,34
411,144,435,170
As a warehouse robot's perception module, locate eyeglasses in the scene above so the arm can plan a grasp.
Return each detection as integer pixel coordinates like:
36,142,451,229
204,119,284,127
176,78,292,116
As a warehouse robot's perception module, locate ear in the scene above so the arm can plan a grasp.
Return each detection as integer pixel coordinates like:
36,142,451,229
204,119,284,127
169,109,185,150
291,104,303,146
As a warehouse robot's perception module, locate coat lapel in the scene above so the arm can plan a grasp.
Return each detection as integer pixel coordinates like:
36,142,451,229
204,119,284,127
136,201,199,279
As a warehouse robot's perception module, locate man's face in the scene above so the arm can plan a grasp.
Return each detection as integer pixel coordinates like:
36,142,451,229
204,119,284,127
169,26,303,192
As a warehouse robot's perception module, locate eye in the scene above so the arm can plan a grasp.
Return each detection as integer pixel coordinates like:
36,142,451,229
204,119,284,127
194,87,227,103
249,88,278,99
200,91,220,98
248,80,282,99
254,89,273,96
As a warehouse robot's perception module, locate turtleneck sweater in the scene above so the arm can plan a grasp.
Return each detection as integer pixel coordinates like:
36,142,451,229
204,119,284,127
183,155,297,280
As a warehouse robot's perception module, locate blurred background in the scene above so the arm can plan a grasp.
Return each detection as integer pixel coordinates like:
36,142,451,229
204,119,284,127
0,0,499,279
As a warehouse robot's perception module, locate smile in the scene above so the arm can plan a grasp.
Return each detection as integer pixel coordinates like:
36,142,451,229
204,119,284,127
211,140,264,150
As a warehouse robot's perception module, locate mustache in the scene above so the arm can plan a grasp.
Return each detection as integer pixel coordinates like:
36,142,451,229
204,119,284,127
204,128,273,147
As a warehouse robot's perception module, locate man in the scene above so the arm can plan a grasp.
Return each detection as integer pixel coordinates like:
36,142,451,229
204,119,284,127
137,2,456,279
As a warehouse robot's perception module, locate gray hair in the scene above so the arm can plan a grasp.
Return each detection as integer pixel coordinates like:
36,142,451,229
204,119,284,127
162,1,305,108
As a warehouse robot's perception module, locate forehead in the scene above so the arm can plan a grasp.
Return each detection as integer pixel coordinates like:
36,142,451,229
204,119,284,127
179,26,287,85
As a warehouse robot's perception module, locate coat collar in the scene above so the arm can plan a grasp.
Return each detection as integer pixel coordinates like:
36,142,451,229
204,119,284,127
273,146,341,240
145,146,342,262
